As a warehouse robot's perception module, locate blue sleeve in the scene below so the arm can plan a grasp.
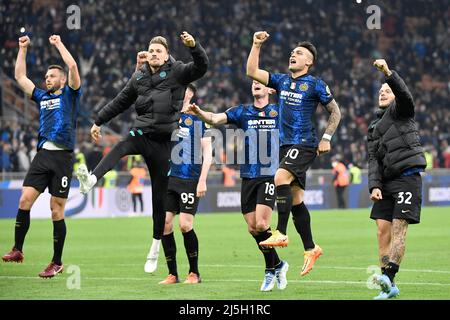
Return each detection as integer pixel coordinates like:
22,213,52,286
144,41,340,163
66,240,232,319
267,73,285,91
315,78,334,105
225,106,243,125
31,87,46,103
68,85,82,97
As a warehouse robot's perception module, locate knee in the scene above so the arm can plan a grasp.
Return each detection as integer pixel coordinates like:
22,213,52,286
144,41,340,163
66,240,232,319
50,203,64,220
377,227,390,241
292,193,304,206
274,174,286,187
19,194,34,210
164,221,173,234
255,221,269,233
274,170,291,186
179,221,192,233
247,225,257,236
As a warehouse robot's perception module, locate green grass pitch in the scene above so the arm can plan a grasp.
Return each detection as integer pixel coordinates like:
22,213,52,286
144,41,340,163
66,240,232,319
1,207,449,300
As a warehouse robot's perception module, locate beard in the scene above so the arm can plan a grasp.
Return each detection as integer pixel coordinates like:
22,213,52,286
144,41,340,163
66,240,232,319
47,83,61,93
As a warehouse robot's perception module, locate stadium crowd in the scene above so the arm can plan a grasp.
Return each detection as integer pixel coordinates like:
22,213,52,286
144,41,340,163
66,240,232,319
1,0,449,172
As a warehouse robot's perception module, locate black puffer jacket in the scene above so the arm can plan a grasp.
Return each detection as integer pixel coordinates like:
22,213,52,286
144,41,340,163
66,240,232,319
367,70,426,192
95,42,209,139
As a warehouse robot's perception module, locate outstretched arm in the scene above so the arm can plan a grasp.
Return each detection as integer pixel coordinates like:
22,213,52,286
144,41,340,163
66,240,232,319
14,36,35,96
246,31,270,85
318,99,341,155
185,103,228,125
374,59,415,118
49,35,81,90
175,31,209,84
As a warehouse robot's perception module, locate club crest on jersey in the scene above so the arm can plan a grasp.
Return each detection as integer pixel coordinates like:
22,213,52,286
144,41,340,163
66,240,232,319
269,110,278,117
300,83,309,91
290,82,296,90
184,117,193,126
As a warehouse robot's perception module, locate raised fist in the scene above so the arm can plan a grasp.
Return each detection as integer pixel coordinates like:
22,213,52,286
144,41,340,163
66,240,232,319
180,31,195,48
253,31,270,47
373,59,391,76
18,36,30,48
49,35,61,46
137,51,149,65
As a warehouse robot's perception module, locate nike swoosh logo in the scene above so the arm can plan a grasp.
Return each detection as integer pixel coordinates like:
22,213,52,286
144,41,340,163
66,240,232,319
401,210,410,213
59,189,66,193
265,198,272,201
185,207,193,210
284,162,293,165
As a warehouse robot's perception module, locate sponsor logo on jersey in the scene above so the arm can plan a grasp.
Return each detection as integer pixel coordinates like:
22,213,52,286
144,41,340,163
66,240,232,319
248,119,276,126
280,90,303,99
40,98,61,110
247,119,277,129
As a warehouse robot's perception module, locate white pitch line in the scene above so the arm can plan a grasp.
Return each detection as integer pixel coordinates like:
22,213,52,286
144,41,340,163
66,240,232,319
4,263,450,274
1,275,450,287
3,263,450,274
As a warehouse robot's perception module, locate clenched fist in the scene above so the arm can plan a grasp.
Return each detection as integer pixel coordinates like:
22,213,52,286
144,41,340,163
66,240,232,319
18,35,30,48
370,188,383,202
49,35,62,46
90,124,102,143
374,59,392,77
136,51,149,66
180,31,195,48
253,31,270,47
317,139,331,155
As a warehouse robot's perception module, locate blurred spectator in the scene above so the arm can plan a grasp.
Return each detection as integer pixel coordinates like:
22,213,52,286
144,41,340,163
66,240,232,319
0,0,448,171
103,167,118,189
348,163,362,185
222,164,237,187
332,156,350,209
127,160,147,215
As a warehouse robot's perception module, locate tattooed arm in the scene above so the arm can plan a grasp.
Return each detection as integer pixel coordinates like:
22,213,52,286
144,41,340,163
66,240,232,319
318,99,341,155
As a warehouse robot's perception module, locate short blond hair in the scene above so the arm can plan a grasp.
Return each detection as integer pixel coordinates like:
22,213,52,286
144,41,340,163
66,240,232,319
149,36,169,52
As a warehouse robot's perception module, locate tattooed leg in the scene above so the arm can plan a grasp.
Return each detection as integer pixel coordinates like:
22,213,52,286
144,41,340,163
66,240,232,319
390,219,409,265
376,219,392,272
383,219,409,283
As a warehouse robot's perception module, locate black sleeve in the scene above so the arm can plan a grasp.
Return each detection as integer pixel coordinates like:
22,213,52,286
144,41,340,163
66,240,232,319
95,76,138,126
367,136,383,192
173,42,209,85
386,70,415,118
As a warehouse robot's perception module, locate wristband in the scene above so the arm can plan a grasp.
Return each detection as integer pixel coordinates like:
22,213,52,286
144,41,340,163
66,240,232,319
322,134,332,141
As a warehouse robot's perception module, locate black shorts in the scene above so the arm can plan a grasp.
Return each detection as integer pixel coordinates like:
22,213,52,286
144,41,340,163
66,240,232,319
23,149,75,199
279,144,317,190
241,177,276,214
370,173,422,224
166,176,200,215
